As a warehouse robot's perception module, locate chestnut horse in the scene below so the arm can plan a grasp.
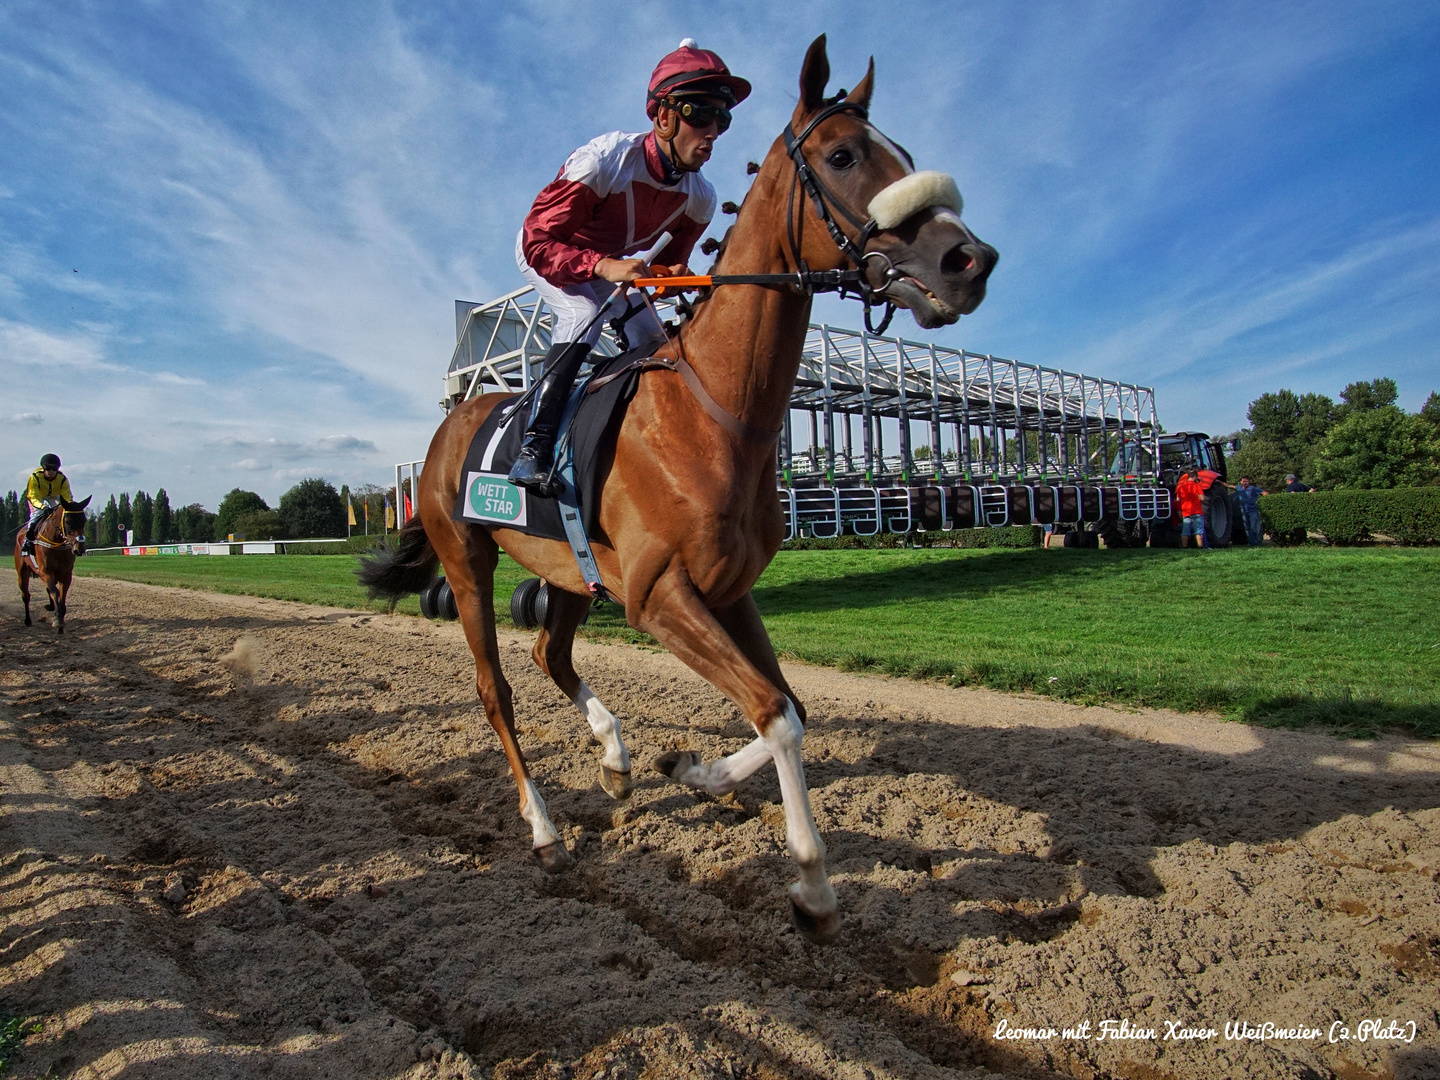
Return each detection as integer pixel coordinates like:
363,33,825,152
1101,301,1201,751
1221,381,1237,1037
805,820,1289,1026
14,497,91,634
361,36,996,943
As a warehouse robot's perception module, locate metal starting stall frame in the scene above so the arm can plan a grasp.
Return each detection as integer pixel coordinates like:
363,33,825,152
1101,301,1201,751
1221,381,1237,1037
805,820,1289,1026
400,288,1170,539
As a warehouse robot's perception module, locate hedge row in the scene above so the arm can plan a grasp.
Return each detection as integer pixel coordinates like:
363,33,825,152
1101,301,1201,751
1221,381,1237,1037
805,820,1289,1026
780,526,1042,551
1259,487,1440,545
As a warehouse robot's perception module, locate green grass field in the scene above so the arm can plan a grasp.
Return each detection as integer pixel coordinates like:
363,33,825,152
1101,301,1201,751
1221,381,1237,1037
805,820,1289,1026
73,546,1440,737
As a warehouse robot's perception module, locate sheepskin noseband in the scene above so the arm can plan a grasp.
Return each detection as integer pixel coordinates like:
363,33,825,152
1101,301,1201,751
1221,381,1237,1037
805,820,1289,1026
866,171,962,230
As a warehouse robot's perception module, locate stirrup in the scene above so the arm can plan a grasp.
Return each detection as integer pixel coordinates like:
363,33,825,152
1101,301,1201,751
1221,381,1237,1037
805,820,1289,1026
508,447,558,496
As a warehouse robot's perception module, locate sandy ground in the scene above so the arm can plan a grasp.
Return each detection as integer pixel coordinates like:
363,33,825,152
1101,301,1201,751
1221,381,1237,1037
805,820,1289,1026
1,577,1438,1080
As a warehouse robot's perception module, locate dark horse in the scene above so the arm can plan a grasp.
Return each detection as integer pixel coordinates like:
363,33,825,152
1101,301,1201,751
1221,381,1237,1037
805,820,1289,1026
14,497,91,634
361,36,996,943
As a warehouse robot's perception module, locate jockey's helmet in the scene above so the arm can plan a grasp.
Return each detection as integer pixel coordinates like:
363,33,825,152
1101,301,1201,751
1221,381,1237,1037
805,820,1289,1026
647,39,751,120
40,453,61,470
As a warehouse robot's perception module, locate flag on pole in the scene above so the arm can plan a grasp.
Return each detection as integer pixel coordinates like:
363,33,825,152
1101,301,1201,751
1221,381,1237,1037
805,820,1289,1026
347,501,357,526
403,491,412,522
385,496,396,530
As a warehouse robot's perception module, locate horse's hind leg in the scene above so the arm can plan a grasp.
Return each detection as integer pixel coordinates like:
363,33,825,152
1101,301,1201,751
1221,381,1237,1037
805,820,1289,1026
437,522,570,871
18,564,32,626
532,587,632,800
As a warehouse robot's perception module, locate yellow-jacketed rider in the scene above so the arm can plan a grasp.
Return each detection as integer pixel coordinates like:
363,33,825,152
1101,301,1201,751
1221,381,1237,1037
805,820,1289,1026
22,453,74,556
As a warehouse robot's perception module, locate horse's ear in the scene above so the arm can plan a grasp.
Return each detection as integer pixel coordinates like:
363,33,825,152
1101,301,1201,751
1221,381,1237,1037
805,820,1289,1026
76,495,92,510
845,58,874,111
796,34,830,118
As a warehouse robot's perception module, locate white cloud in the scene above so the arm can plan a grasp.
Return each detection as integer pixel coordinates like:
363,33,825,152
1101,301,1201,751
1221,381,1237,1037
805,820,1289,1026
67,461,141,479
0,318,114,371
313,434,377,454
9,412,43,424
234,458,268,471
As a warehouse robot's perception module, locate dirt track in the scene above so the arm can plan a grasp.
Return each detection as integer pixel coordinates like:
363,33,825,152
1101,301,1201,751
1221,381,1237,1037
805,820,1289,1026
2,578,1438,1080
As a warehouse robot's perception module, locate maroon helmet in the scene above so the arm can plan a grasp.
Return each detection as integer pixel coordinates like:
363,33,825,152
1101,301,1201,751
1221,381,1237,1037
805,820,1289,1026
647,39,751,119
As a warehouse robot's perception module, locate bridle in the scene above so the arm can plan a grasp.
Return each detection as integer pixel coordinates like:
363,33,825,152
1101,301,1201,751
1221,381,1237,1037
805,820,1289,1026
33,507,82,554
782,97,908,334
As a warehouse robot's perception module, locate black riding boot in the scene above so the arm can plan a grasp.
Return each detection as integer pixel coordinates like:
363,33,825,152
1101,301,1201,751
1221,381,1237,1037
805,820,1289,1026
21,517,40,557
508,342,592,497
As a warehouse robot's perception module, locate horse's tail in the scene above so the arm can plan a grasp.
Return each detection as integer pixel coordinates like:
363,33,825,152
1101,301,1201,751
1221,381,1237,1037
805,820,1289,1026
357,514,438,609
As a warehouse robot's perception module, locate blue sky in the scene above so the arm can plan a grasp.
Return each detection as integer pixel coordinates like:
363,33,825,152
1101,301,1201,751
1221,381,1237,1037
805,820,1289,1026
3,1,1437,508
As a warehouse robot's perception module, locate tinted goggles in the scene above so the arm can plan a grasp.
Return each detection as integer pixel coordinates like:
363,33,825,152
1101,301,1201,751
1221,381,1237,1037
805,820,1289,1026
666,97,732,134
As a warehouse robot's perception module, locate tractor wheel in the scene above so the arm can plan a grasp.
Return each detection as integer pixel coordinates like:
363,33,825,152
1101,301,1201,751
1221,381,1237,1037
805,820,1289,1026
530,580,549,628
437,579,458,620
510,578,543,629
1205,487,1233,548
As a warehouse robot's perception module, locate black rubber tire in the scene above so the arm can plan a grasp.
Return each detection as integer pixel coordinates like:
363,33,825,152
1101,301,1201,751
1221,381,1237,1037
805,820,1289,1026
437,579,458,620
419,578,441,619
510,578,542,629
530,581,549,628
1205,486,1233,548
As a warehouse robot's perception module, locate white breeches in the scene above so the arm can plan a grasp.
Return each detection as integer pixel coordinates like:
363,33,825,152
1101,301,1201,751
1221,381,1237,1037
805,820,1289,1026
516,232,666,348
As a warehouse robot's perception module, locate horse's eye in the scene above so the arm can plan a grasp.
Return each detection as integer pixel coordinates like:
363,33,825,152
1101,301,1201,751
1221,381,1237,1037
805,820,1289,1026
827,149,855,170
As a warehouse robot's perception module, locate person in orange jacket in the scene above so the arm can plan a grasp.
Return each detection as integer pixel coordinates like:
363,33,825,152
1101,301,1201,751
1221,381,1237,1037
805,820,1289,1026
1174,464,1206,549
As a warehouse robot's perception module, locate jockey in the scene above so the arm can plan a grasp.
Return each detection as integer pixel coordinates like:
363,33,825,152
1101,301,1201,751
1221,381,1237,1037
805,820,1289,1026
508,38,750,495
22,453,73,556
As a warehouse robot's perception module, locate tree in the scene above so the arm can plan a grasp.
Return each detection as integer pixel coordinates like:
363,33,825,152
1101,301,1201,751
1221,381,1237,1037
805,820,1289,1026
85,512,99,546
154,489,172,543
1311,406,1440,490
1421,391,1440,431
117,492,132,536
1223,436,1291,491
215,489,269,540
100,495,120,546
278,477,346,539
2,490,19,542
174,503,216,542
1246,389,1335,481
133,490,153,545
230,509,284,540
1335,377,1398,421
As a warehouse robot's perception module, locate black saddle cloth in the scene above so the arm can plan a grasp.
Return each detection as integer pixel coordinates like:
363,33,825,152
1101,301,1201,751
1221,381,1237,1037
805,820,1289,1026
450,345,656,542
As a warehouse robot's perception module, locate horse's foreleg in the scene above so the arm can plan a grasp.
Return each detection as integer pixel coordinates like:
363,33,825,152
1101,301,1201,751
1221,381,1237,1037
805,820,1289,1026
532,587,632,800
442,526,569,871
53,577,68,633
656,592,805,795
631,576,838,943
18,565,31,626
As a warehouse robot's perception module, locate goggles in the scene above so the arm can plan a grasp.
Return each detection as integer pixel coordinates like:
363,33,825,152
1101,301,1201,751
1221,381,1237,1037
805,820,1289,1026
662,96,732,134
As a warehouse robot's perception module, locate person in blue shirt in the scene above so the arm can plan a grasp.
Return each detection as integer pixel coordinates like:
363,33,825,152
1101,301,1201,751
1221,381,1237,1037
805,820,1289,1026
1235,475,1267,545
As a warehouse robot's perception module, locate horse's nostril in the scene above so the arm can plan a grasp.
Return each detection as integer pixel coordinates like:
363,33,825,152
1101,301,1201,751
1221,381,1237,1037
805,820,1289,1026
941,243,977,277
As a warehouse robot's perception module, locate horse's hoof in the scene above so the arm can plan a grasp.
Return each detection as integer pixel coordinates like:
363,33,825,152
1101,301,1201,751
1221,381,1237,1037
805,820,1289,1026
23,617,31,627
44,602,55,611
57,625,64,635
600,765,633,801
653,750,701,781
533,841,573,874
790,898,841,945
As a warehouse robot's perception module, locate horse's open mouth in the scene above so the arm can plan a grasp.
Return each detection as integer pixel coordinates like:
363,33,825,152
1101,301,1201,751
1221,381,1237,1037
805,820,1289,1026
883,275,967,328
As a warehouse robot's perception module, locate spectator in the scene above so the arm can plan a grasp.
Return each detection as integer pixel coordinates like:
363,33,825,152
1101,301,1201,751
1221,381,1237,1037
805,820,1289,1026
1175,465,1206,549
1235,475,1267,546
1284,473,1312,493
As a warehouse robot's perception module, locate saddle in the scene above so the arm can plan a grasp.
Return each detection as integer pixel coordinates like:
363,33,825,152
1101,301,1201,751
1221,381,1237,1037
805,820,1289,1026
450,343,665,545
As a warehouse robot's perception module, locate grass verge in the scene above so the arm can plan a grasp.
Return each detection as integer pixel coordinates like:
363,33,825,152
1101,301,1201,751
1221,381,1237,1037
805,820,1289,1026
73,545,1440,738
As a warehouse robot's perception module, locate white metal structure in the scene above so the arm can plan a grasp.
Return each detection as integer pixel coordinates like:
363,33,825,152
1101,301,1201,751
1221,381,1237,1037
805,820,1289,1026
439,286,1161,491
